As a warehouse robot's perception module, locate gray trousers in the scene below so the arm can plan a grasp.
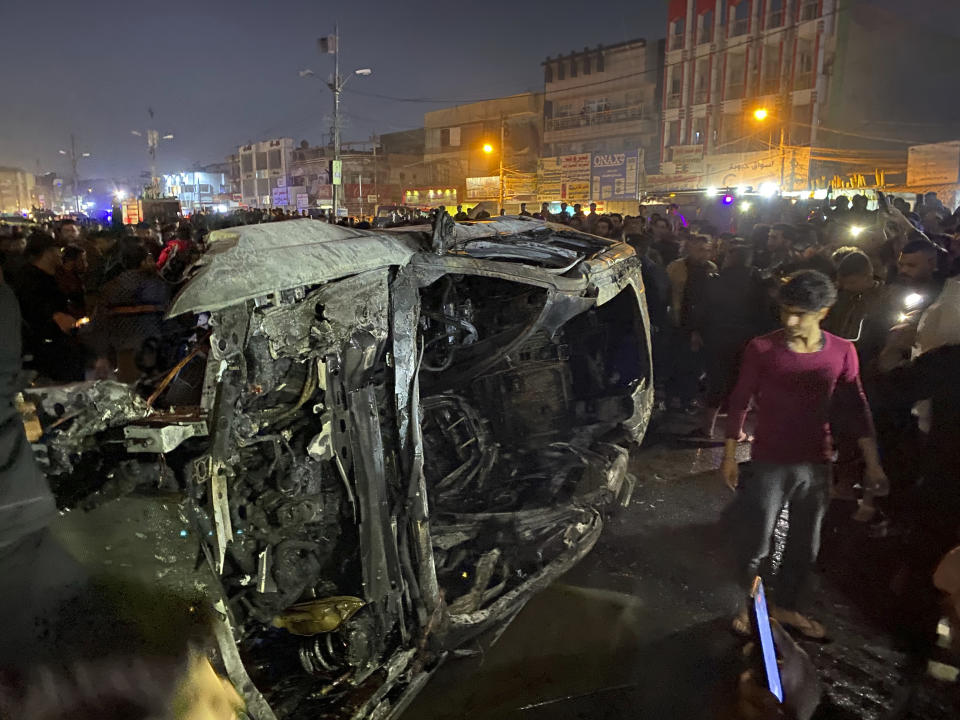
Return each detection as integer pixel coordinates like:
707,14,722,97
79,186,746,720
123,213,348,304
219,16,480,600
735,462,831,611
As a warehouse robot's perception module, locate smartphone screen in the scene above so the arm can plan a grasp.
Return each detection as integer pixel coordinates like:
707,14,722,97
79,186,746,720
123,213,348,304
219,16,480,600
751,576,784,703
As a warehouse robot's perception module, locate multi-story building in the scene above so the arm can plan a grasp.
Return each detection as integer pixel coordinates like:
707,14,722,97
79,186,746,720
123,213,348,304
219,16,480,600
290,141,390,216
32,172,67,213
422,93,543,211
541,40,663,172
0,167,35,215
199,156,240,200
160,171,229,212
238,138,294,207
657,0,960,192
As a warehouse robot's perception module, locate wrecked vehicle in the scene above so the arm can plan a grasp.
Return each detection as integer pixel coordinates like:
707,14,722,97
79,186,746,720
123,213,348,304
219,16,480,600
26,216,653,719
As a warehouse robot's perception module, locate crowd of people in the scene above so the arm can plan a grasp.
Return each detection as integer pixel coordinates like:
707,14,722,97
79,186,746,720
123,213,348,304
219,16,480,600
586,189,960,681
2,189,960,718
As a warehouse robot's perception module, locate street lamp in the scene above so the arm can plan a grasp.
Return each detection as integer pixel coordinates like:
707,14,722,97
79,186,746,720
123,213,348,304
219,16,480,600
132,129,175,195
301,28,372,220
59,134,91,214
482,143,494,155
751,107,785,190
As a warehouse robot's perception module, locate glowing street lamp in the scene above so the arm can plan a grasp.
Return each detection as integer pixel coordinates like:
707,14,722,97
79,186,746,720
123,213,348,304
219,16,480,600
482,143,494,154
751,107,786,189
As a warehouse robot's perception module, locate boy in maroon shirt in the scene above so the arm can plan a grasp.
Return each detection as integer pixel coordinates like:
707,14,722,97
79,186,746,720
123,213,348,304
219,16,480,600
721,270,888,639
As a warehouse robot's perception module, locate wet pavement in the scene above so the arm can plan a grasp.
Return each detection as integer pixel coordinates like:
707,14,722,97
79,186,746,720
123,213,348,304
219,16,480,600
47,417,960,720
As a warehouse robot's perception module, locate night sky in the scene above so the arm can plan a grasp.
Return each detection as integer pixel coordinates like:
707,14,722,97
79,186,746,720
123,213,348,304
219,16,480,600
0,0,667,180
1,0,957,181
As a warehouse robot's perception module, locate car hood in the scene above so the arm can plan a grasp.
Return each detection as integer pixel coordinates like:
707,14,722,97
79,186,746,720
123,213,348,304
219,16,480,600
167,220,419,317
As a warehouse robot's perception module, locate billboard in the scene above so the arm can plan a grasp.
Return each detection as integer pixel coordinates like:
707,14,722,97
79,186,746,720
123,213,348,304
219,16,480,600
907,141,960,188
591,151,641,201
538,154,591,202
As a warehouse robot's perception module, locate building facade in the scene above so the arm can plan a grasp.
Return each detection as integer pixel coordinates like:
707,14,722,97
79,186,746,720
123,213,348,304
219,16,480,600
160,171,229,212
657,0,960,192
542,40,663,173
238,138,294,207
0,167,35,215
422,93,543,210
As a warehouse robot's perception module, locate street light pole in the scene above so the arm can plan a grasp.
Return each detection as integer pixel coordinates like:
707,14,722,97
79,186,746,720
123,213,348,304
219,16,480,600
59,134,91,214
304,31,370,220
498,114,505,213
332,23,341,219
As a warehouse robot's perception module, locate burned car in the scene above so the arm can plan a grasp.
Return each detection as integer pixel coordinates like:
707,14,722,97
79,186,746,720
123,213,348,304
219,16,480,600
26,216,653,719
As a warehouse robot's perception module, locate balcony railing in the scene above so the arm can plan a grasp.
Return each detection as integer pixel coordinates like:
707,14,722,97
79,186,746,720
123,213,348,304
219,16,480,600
794,71,814,90
670,34,685,51
545,104,646,131
800,2,819,21
725,82,745,100
666,93,683,109
768,9,784,28
693,89,709,105
729,18,749,37
698,27,712,45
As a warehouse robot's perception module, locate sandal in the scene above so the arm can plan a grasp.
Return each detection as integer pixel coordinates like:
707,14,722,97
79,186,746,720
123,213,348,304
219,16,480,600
770,606,828,641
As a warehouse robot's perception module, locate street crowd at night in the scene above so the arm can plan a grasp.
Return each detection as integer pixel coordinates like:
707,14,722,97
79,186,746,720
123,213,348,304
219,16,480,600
4,0,960,718
2,186,960,718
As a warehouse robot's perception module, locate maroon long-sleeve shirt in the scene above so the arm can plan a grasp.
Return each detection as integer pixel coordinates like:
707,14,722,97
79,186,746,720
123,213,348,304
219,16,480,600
725,329,875,464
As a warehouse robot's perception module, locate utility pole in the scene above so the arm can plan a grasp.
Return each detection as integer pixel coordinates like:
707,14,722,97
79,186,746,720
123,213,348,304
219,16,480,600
70,134,80,213
498,114,505,213
779,125,786,190
59,134,90,214
332,23,341,219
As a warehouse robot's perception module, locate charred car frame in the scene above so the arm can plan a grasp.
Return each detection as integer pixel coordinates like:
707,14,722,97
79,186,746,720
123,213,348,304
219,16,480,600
27,216,653,719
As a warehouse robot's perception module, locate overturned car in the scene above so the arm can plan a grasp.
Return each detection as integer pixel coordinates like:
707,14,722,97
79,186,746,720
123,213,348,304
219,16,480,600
27,216,653,719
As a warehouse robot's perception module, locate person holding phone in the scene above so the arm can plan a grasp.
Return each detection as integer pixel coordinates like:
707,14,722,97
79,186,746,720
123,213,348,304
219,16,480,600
721,270,888,639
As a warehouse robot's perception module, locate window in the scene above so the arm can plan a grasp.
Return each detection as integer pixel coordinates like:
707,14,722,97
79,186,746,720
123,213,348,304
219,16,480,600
545,64,553,83
557,103,572,117
242,179,255,197
720,113,742,146
570,57,578,78
762,50,780,94
726,53,746,99
583,55,592,75
691,116,707,145
791,104,812,144
768,0,784,28
729,1,750,37
440,128,450,147
800,0,819,21
268,149,281,168
671,19,685,50
667,72,682,108
596,51,604,72
558,62,565,81
699,10,714,44
795,39,815,89
240,155,253,173
665,120,680,148
256,151,267,169
695,59,710,103
449,127,461,146
256,178,269,197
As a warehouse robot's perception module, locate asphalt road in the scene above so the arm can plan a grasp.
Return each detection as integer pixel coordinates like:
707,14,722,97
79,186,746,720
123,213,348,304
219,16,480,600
44,423,960,719
400,428,959,720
